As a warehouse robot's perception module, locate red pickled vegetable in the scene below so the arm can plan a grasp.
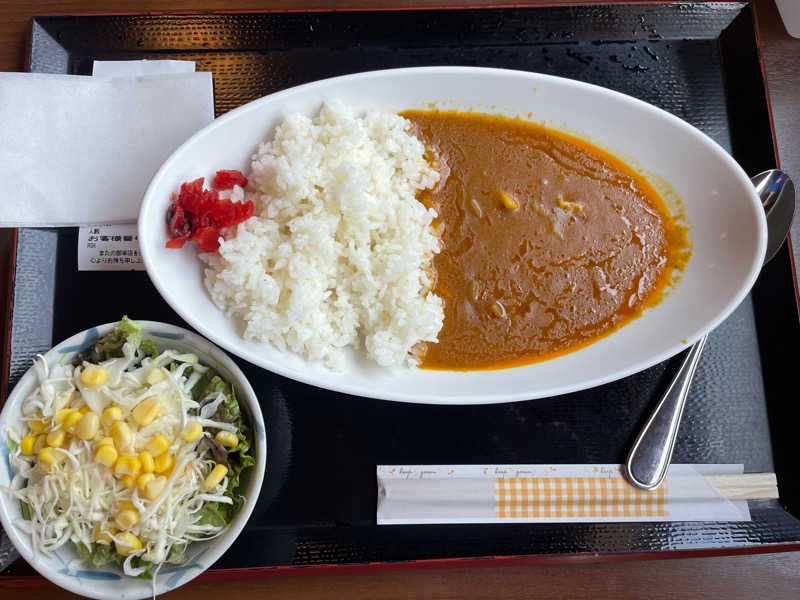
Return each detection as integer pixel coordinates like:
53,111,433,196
165,234,190,249
212,170,248,190
165,171,253,252
191,227,221,253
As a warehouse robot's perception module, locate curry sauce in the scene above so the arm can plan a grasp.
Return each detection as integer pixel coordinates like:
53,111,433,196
402,110,691,371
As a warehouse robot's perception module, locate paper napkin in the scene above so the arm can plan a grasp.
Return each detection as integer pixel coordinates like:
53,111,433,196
92,59,196,76
0,67,213,226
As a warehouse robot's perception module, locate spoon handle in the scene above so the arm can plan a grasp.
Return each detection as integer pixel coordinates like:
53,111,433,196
623,169,793,491
624,334,707,490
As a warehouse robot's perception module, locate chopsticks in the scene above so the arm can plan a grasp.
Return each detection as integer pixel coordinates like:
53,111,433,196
703,473,779,500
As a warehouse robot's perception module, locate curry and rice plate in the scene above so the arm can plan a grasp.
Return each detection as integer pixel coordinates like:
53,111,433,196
166,101,690,371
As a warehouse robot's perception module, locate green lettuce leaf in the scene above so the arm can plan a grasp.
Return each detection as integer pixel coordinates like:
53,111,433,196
189,369,214,402
74,541,159,578
212,378,240,424
236,430,254,465
139,339,159,358
197,501,230,527
169,362,193,379
85,542,121,568
114,316,142,349
194,429,254,526
189,368,255,526
75,542,92,562
221,426,255,517
129,556,155,579
191,372,239,424
74,316,145,364
234,431,255,477
166,543,188,565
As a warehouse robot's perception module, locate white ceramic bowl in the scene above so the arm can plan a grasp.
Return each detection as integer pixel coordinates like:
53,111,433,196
139,67,767,404
0,321,266,599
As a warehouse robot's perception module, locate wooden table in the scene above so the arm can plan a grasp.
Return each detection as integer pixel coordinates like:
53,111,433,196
0,1,798,598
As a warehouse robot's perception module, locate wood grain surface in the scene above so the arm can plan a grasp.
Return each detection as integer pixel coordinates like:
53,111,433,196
0,0,798,598
3,551,800,599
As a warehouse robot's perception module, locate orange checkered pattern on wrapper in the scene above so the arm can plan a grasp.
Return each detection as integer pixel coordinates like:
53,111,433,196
494,477,668,518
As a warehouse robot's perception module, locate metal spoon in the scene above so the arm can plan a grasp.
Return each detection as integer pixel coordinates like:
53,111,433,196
624,169,795,490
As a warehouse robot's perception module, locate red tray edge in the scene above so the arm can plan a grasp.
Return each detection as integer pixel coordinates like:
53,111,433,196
27,0,740,19
3,543,800,587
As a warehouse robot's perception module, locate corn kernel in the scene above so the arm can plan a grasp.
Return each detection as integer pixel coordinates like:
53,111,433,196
214,430,238,449
28,420,47,435
46,430,66,448
75,413,99,440
203,464,228,492
115,509,139,529
94,523,117,545
181,422,203,443
80,364,107,387
33,434,46,454
20,436,36,456
127,457,143,476
115,532,142,556
499,190,519,210
121,474,136,488
79,404,92,414
145,368,167,385
119,501,136,511
96,436,114,448
138,451,154,474
145,435,169,457
110,421,132,452
54,408,76,426
95,444,118,467
144,475,167,500
63,411,83,434
137,472,155,492
153,452,173,474
101,405,123,428
114,456,141,478
132,396,162,427
38,447,64,467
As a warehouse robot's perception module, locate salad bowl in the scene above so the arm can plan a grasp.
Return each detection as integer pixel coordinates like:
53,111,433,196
0,320,266,600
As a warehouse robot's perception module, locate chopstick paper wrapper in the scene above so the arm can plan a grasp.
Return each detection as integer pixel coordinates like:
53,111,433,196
377,465,769,524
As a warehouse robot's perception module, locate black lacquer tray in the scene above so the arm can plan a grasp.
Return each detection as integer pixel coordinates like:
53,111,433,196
2,1,800,584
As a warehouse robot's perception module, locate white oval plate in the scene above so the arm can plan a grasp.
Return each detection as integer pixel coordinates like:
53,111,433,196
0,321,267,600
139,67,766,405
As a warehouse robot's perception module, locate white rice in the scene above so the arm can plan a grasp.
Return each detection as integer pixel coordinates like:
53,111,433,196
200,101,444,370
